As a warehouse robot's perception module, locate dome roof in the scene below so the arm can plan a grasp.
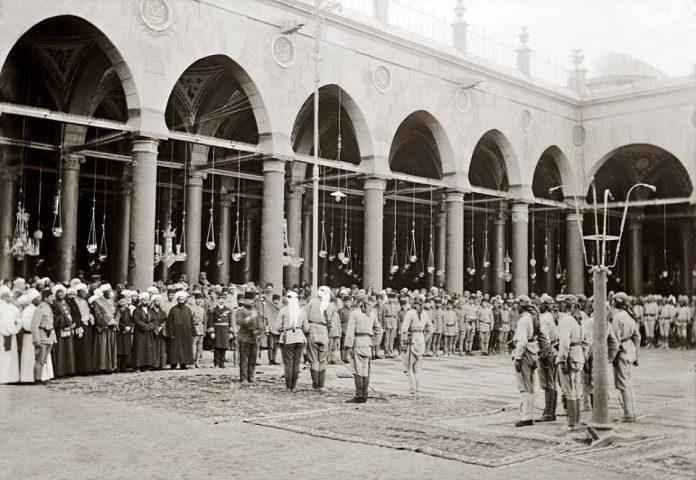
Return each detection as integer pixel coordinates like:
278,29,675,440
587,52,665,82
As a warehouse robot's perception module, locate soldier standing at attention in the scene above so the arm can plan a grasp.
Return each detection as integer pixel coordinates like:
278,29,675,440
556,295,587,431
642,295,658,348
477,299,493,355
675,296,692,350
208,295,233,368
400,296,433,396
381,293,399,358
537,295,559,422
611,292,641,422
454,298,467,355
344,293,383,403
512,295,540,427
429,298,444,356
442,299,458,356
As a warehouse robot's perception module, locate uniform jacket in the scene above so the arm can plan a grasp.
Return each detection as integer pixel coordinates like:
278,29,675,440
345,308,383,348
31,302,56,345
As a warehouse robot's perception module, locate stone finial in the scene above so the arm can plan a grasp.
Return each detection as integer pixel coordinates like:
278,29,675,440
570,48,585,69
519,26,529,46
454,0,466,21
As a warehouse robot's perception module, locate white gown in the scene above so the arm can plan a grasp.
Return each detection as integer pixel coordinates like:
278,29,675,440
0,300,21,384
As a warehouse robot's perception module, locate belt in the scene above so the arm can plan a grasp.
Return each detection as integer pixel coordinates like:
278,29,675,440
409,329,424,333
309,321,327,326
570,342,581,347
355,333,372,337
384,315,396,318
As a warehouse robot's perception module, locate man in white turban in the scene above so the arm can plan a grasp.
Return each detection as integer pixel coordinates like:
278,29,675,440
0,285,21,383
303,286,333,391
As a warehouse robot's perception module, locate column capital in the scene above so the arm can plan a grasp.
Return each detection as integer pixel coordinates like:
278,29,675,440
363,176,387,191
0,165,21,181
286,185,305,199
188,171,207,186
444,190,465,203
220,193,235,208
131,137,160,154
62,153,84,171
262,157,286,174
510,202,529,224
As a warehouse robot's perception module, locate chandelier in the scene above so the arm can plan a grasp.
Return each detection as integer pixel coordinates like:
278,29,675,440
3,202,40,261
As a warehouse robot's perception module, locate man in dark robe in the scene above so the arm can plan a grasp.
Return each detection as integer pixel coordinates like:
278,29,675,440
150,295,168,369
70,284,95,374
166,291,195,369
131,292,155,371
50,285,76,378
116,295,133,372
92,284,118,373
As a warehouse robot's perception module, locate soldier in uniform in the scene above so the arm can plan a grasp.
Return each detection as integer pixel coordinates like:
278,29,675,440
236,291,263,383
556,295,588,431
338,295,352,363
442,299,458,356
632,296,644,343
463,296,478,355
611,292,641,422
400,296,433,396
278,291,309,392
537,295,559,422
642,295,658,348
499,300,511,354
208,295,233,368
512,295,540,427
675,295,692,350
658,295,675,348
381,293,400,358
428,298,444,356
190,293,207,368
454,298,467,355
304,286,333,390
344,293,383,403
477,299,493,355
327,296,342,364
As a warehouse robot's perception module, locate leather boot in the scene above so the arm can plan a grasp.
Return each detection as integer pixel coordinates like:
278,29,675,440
576,399,584,425
310,370,318,389
565,400,577,431
550,390,558,420
318,370,327,391
360,376,369,403
538,390,556,422
346,376,362,402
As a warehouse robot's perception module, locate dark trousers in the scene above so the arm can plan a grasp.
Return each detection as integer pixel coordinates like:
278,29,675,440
267,334,280,363
238,341,258,382
214,347,227,367
281,343,304,389
117,354,130,373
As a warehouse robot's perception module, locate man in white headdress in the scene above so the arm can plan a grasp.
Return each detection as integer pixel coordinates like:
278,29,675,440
278,291,309,392
93,284,118,373
304,286,333,391
0,285,21,384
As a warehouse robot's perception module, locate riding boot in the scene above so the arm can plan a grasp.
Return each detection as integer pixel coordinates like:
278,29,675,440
576,399,584,425
346,376,362,402
360,376,369,403
538,390,556,422
565,400,577,431
318,370,326,391
310,370,318,389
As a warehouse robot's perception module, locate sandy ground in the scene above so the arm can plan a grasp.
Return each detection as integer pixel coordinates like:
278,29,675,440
0,347,693,479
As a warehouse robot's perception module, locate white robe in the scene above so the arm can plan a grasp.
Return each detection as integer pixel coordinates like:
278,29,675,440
0,300,21,384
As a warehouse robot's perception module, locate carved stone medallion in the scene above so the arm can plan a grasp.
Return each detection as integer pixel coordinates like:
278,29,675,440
271,35,296,68
520,109,533,132
455,86,471,113
372,65,392,94
572,124,586,146
140,0,173,32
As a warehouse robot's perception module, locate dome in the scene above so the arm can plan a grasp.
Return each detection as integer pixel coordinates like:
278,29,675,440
587,52,665,89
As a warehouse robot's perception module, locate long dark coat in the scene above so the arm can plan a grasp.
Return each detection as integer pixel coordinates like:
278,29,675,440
151,307,168,368
51,299,76,378
117,307,133,358
131,306,155,368
166,303,196,365
69,297,95,374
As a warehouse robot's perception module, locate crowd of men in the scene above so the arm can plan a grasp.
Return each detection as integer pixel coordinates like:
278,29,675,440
1,273,694,427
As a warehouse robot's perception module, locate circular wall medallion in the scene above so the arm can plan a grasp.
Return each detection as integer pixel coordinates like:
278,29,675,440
372,65,392,93
139,0,173,32
572,124,586,146
455,86,471,113
520,109,533,132
271,35,296,68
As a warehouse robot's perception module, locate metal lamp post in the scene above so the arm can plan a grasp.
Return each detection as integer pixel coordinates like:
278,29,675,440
551,181,655,430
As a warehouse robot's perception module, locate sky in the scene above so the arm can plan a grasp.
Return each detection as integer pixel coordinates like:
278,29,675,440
427,0,695,77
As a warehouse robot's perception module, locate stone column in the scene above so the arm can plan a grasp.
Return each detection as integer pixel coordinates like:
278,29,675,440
243,211,255,284
301,209,312,286
511,202,529,296
113,180,131,285
566,212,585,294
627,220,643,296
445,192,464,295
184,171,206,284
0,166,19,279
434,209,446,287
544,226,556,296
363,177,386,291
55,154,82,282
283,186,303,288
492,207,506,296
128,138,159,290
217,193,233,285
260,158,285,294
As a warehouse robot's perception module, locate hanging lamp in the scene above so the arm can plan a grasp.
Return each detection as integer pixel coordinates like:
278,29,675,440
232,173,243,262
482,197,490,269
205,147,216,250
51,129,64,238
503,215,512,282
543,209,550,273
427,187,435,274
389,179,399,275
529,207,536,280
86,158,98,255
319,170,328,258
661,204,669,278
97,136,108,263
467,194,476,276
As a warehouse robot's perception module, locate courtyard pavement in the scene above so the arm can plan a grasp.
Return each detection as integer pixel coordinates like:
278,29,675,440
0,347,693,479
